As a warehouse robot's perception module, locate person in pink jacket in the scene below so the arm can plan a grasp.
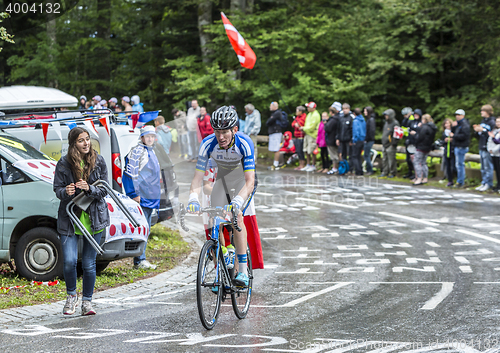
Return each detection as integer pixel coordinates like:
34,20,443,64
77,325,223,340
316,112,331,173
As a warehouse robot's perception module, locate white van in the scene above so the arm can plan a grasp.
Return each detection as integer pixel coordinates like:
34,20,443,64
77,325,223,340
0,87,178,279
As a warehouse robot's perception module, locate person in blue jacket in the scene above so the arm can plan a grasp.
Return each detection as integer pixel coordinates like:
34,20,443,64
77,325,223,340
131,95,145,113
123,125,160,270
351,108,366,175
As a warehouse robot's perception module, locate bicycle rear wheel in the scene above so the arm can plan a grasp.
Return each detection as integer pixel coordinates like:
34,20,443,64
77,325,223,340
197,240,222,330
231,247,252,319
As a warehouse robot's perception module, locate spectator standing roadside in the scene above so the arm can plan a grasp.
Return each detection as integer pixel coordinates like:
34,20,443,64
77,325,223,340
91,95,102,110
267,101,284,171
363,106,376,175
154,116,173,154
186,100,201,162
401,107,415,179
473,104,496,191
336,103,354,172
441,118,456,187
100,100,108,109
487,117,500,192
381,109,399,178
131,95,144,113
407,109,422,180
53,127,110,316
79,95,87,110
411,114,437,185
351,108,366,176
325,102,341,174
292,106,307,170
172,108,189,160
317,112,331,173
243,104,262,163
108,97,118,112
302,102,321,172
450,109,470,188
122,96,133,112
198,106,213,140
123,126,160,270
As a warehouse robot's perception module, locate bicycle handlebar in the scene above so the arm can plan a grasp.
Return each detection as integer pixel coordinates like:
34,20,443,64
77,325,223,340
177,203,241,232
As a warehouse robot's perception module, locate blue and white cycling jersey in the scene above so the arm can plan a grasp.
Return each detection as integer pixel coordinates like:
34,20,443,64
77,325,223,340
196,132,255,177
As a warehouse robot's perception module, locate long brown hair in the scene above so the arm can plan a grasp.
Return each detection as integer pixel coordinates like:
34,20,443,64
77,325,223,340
67,127,97,181
442,118,453,131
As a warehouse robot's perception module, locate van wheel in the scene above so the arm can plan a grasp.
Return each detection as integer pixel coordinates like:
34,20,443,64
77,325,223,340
14,227,63,281
96,261,110,274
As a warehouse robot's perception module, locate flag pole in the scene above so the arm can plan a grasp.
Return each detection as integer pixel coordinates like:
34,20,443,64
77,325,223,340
255,61,292,115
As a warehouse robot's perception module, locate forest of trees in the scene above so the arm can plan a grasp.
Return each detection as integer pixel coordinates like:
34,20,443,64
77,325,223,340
1,0,500,148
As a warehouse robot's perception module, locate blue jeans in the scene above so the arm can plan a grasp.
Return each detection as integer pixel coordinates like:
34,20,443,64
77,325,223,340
61,231,103,301
364,141,374,173
134,206,154,265
187,130,198,159
179,134,189,157
454,147,468,185
480,149,494,187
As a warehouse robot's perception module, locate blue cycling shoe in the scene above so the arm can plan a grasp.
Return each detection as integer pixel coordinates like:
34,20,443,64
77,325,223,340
233,272,249,287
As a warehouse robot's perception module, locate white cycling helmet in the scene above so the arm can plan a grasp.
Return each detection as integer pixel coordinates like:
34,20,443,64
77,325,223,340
210,106,238,130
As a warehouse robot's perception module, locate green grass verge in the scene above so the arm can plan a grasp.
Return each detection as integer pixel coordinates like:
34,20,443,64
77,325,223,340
0,224,190,310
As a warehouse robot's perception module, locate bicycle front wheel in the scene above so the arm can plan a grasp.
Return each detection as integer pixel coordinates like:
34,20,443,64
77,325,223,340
197,240,222,330
231,247,253,319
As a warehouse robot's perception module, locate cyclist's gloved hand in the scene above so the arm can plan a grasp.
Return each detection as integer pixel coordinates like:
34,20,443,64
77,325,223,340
224,195,244,214
187,193,201,214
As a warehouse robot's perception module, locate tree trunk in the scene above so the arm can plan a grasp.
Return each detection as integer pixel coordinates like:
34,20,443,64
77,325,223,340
246,0,254,14
96,0,111,91
46,0,57,88
198,0,213,64
230,0,246,14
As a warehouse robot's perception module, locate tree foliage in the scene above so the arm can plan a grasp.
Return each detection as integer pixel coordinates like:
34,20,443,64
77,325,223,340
2,0,500,149
0,12,14,52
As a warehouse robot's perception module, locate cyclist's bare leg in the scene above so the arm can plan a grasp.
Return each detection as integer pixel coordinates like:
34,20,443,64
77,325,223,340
233,209,247,272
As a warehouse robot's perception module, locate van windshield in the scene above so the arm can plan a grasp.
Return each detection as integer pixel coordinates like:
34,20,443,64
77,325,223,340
0,134,51,161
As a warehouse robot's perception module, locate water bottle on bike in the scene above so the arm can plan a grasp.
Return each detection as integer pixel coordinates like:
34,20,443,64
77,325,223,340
227,245,235,269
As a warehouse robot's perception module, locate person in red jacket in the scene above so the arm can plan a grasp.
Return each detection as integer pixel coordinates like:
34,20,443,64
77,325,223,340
198,106,214,140
292,106,307,170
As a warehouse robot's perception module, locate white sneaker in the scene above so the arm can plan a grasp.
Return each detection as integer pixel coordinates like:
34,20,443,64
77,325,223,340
134,260,157,270
300,165,311,171
481,184,491,191
475,184,485,191
308,166,317,172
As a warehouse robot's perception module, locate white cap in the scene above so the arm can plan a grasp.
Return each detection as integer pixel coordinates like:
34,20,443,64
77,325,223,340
455,109,465,115
131,95,140,105
330,102,342,111
140,125,156,137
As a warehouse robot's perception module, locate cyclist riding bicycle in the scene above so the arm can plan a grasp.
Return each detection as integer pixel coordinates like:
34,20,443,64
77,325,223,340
187,106,257,287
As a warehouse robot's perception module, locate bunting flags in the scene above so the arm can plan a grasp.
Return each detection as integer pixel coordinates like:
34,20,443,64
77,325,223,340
51,121,62,140
99,116,110,136
65,120,77,130
128,111,159,129
41,123,49,144
221,12,256,69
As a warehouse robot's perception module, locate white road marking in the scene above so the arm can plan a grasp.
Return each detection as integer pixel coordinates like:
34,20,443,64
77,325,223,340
411,227,440,233
275,268,324,274
312,233,339,238
295,197,358,209
283,247,321,252
298,260,338,265
260,227,288,233
425,242,441,247
459,266,473,273
280,282,353,307
302,206,321,210
263,235,297,240
387,229,403,235
379,212,439,227
256,192,274,196
420,282,454,310
281,254,320,259
454,256,470,264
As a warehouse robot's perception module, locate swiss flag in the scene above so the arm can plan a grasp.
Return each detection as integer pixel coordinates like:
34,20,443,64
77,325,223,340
221,12,256,69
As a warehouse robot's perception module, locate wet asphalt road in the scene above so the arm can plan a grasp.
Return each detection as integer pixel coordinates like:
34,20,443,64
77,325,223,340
2,160,500,353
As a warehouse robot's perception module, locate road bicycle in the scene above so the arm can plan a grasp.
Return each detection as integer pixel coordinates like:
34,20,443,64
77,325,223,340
178,204,253,330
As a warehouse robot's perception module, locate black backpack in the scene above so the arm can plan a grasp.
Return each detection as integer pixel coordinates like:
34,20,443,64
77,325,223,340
277,110,289,130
